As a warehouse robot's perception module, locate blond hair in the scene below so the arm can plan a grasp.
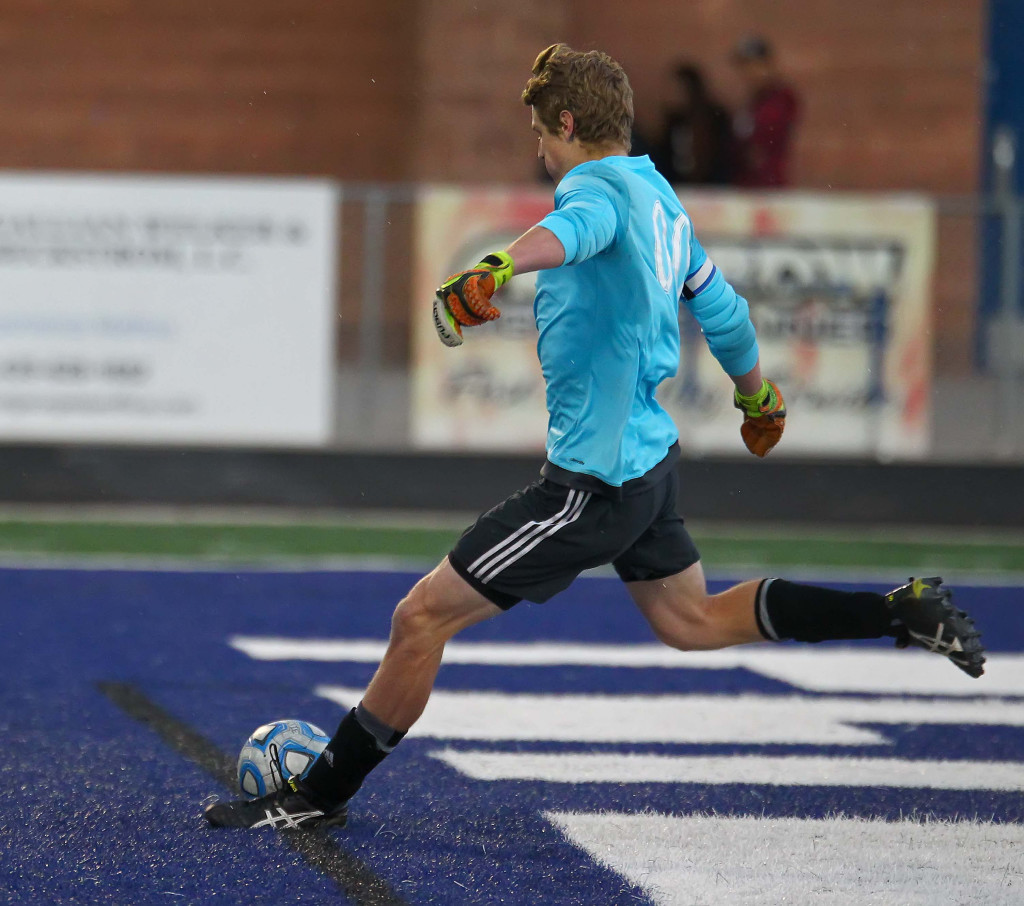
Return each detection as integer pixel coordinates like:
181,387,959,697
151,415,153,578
522,43,633,151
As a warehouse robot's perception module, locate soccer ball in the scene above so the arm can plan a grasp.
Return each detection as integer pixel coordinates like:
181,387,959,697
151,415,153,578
236,719,330,797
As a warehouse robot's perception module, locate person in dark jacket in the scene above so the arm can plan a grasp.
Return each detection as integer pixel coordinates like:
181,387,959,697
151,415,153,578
656,64,735,185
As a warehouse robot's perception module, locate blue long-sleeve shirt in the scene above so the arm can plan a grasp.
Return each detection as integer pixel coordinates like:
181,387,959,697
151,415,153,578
534,154,758,488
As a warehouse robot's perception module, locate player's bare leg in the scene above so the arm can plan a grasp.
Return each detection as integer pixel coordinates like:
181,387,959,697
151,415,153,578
627,564,985,678
296,557,501,802
361,558,502,730
205,558,501,828
626,560,764,650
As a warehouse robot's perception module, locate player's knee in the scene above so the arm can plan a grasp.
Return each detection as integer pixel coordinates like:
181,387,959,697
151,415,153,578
389,592,436,647
388,576,451,651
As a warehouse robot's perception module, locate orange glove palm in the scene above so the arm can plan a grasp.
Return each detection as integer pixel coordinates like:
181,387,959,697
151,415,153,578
734,379,786,457
433,252,514,347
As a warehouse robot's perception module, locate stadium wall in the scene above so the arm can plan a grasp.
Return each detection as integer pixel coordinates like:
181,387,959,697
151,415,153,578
0,2,985,376
0,2,1008,522
0,445,1020,529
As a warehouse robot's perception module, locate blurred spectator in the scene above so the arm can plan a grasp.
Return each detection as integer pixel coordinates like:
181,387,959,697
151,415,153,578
731,36,800,187
628,125,657,161
655,64,734,185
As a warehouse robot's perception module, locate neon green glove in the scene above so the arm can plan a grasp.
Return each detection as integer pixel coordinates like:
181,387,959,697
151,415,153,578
734,378,787,457
433,251,515,347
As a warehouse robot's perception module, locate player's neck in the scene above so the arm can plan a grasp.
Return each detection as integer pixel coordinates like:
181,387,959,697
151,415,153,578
557,143,629,179
576,141,628,163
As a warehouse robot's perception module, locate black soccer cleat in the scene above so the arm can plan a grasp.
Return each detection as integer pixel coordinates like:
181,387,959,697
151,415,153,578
204,777,349,830
885,577,986,678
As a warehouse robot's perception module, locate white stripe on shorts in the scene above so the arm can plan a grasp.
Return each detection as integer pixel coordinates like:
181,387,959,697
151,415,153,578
467,489,580,577
469,489,592,586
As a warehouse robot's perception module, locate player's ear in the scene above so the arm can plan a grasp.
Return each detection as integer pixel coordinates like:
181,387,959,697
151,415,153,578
559,110,575,141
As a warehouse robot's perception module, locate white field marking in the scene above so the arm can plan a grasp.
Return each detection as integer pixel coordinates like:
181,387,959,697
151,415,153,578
548,812,1024,906
433,749,1024,790
734,648,1014,696
314,687,1024,746
235,637,1024,697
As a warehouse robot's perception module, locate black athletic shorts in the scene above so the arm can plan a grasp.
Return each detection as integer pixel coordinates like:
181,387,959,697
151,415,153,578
448,466,700,609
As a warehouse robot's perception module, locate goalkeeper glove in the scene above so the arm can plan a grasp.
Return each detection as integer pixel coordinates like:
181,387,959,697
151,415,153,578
433,251,514,347
734,378,786,457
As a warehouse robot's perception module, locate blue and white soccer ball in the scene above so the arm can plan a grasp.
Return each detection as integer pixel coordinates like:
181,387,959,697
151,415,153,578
236,719,330,797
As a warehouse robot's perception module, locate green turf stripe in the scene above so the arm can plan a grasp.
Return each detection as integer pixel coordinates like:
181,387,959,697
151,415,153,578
0,520,1020,572
0,522,458,561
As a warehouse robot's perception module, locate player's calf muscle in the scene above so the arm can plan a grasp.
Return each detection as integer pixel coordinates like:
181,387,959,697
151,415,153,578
646,598,717,649
633,577,763,651
653,602,760,651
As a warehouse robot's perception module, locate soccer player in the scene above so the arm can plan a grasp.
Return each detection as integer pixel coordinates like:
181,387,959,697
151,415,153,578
206,44,985,829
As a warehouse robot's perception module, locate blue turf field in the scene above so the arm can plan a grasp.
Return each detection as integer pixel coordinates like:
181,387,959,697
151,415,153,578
2,567,1023,904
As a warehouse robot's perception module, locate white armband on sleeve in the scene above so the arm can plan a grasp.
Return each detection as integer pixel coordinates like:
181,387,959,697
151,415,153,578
683,258,717,298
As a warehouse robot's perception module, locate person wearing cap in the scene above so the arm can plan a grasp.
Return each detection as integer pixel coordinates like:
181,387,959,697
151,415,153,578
731,35,800,188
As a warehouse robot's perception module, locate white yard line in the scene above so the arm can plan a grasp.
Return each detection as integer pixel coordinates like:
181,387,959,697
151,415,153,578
232,640,1023,696
315,687,1024,745
548,813,1024,906
437,750,1024,790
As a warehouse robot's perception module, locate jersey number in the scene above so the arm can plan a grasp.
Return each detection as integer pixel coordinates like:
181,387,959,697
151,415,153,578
652,200,690,295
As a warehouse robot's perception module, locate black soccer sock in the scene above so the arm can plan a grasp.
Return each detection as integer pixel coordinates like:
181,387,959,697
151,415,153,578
755,578,899,643
304,704,406,804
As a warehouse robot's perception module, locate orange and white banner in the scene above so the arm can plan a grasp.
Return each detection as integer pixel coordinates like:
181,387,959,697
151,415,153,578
412,187,551,452
412,187,935,459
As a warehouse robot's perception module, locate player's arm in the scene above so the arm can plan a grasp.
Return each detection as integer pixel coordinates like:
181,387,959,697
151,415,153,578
731,365,764,398
433,179,616,347
682,239,786,457
505,225,565,273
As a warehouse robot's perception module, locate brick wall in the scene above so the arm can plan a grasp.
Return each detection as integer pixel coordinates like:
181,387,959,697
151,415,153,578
408,0,569,183
0,1,417,180
0,1,983,189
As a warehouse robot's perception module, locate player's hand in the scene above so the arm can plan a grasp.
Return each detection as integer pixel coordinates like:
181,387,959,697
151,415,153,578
433,251,514,347
734,379,786,457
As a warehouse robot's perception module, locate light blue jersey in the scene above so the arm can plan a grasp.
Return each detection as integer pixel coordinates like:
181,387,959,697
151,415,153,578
534,154,758,488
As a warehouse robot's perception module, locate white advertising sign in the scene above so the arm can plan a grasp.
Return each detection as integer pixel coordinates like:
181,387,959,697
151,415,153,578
412,188,935,459
0,174,336,446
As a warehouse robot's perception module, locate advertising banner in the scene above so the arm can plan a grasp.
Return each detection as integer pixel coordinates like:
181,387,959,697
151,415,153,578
412,187,935,459
412,187,552,452
0,174,336,446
